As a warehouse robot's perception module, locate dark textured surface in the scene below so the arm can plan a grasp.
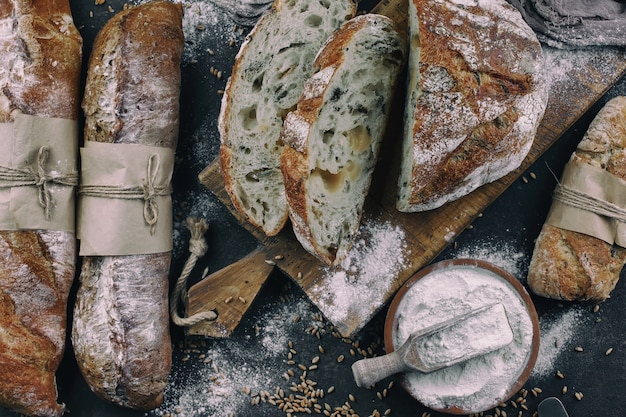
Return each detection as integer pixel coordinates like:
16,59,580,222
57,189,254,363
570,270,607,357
1,0,625,416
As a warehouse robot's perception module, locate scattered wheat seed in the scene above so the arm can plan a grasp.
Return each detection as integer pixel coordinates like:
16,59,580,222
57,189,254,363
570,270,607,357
575,392,583,401
274,254,284,260
530,172,537,180
337,355,345,363
606,347,614,356
265,259,276,265
556,370,564,378
593,305,600,313
522,176,529,183
328,386,335,394
238,296,246,304
348,394,356,402
562,386,568,394
196,23,205,31
575,346,583,352
384,409,392,416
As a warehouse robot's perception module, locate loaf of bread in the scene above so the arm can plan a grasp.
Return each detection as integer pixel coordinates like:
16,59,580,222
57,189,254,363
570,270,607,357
71,2,183,411
396,0,548,212
0,1,82,416
528,96,626,302
219,0,356,236
280,14,406,265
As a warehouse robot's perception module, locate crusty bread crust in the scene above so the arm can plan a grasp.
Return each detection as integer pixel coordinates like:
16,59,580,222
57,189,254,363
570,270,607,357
528,96,626,302
396,0,548,212
218,0,356,236
280,15,406,265
0,1,81,416
72,1,183,411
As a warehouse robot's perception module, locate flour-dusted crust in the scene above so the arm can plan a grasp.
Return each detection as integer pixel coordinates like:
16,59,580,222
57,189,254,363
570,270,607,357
0,1,81,416
528,96,626,302
72,1,183,411
396,0,548,212
280,14,407,265
218,0,356,236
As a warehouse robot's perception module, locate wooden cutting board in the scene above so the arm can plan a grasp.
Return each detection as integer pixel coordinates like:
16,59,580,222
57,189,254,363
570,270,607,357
187,0,626,338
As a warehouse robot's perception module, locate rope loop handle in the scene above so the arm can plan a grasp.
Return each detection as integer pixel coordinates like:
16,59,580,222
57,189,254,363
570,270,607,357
170,217,217,327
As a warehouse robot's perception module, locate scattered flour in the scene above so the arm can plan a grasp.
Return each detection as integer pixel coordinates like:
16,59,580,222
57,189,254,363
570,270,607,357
149,296,315,417
450,238,528,281
311,219,410,326
531,306,585,379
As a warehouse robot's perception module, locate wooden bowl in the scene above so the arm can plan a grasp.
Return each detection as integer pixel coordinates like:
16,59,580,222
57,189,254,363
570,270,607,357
384,258,540,415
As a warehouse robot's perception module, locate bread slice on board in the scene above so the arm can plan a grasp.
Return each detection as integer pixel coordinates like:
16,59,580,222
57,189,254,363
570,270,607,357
218,0,356,236
280,14,407,265
396,0,548,212
528,96,626,302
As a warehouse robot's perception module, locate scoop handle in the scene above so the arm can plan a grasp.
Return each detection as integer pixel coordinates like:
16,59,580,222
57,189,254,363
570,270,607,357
351,351,406,388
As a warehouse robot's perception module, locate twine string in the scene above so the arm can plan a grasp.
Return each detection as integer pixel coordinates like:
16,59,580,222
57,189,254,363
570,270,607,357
553,183,626,223
170,217,218,327
78,153,170,234
0,146,78,219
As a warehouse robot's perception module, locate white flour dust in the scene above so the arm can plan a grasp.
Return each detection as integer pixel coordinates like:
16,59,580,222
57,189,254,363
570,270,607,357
149,297,315,417
310,219,410,326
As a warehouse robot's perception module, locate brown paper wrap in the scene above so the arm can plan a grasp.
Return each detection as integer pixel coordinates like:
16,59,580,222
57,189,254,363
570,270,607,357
77,141,174,256
546,158,626,247
0,112,78,231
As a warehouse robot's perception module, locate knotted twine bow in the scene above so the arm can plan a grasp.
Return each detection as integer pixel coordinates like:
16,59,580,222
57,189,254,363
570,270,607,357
170,217,218,327
79,153,169,235
0,146,78,219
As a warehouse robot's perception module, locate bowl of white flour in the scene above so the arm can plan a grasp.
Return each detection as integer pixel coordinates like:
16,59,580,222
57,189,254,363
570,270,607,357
384,258,539,414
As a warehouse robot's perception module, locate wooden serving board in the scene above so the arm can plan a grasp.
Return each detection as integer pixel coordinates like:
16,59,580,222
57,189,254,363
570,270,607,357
188,0,626,338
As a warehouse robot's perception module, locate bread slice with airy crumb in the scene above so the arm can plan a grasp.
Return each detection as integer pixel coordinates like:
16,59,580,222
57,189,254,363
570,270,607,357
280,14,407,265
218,0,356,236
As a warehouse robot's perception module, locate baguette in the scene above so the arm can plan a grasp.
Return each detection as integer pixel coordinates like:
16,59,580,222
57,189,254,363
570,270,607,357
218,0,356,236
396,0,548,212
71,2,183,410
280,14,406,265
0,1,82,416
528,96,626,302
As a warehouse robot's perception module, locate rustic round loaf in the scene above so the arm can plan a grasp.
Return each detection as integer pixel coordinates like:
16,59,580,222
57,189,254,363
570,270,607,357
396,0,549,212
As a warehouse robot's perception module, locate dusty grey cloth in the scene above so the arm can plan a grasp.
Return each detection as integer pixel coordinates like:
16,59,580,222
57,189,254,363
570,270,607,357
507,0,626,48
210,0,273,26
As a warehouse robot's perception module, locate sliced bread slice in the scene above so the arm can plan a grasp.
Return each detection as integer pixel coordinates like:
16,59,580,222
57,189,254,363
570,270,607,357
218,0,356,236
280,14,407,265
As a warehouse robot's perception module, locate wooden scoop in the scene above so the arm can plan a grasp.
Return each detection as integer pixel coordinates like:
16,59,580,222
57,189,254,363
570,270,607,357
352,303,513,388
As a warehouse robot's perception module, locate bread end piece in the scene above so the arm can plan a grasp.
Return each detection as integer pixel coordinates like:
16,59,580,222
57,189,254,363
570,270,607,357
396,0,548,212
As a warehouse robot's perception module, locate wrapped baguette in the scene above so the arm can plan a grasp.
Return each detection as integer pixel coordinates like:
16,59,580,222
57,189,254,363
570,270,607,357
71,1,183,410
0,1,82,416
528,96,626,302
